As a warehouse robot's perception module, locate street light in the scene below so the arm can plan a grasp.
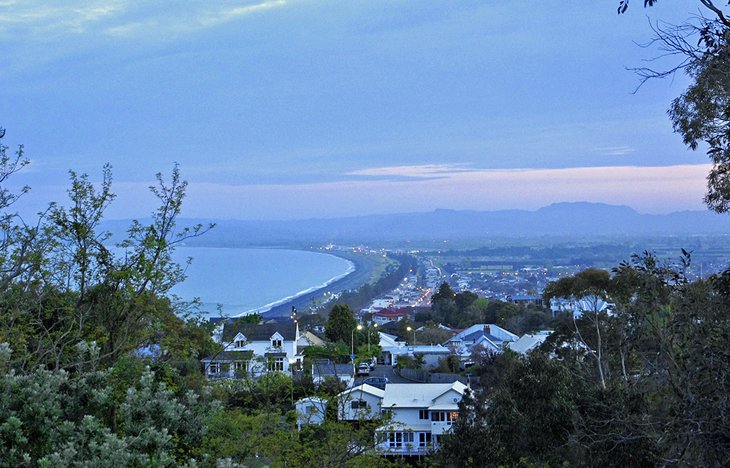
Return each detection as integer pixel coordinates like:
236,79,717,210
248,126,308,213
369,323,378,353
407,326,416,346
351,324,363,361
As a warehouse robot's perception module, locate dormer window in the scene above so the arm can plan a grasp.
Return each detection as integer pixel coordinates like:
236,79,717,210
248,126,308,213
233,333,247,349
272,338,282,348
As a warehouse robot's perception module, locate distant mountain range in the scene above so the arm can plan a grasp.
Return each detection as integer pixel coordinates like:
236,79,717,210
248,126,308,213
142,202,730,247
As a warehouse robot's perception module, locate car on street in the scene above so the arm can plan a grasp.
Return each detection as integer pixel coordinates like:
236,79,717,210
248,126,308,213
356,363,370,376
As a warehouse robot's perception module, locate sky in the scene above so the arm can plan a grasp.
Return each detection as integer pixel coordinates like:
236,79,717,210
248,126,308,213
0,0,715,220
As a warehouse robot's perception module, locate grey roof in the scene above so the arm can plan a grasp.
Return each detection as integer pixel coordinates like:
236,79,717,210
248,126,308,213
201,350,254,362
312,361,354,377
222,321,297,342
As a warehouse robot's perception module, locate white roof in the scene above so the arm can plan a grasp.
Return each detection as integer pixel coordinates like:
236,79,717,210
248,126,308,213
507,332,551,354
381,382,467,409
340,383,385,399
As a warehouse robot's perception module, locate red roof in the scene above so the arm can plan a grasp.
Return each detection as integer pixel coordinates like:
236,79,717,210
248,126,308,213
374,308,409,318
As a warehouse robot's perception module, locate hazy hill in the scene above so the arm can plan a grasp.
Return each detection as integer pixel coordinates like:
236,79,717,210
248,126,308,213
125,202,730,247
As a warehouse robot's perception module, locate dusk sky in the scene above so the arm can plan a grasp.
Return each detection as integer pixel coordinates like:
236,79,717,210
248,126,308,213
0,0,713,220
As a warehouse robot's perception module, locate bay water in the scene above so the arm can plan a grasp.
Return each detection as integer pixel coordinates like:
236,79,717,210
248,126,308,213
169,247,353,317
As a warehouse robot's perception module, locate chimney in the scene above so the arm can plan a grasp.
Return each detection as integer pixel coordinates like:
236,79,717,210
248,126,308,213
484,325,490,335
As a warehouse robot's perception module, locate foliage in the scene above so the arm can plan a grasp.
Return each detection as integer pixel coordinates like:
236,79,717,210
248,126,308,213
441,254,730,466
621,1,730,212
0,347,221,467
324,303,358,344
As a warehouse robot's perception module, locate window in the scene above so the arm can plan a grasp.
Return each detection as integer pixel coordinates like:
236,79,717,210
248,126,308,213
234,339,246,348
351,400,368,409
430,411,458,423
306,404,317,414
208,362,220,374
268,357,284,372
419,409,429,420
388,432,403,448
271,338,283,348
233,361,248,372
418,432,432,448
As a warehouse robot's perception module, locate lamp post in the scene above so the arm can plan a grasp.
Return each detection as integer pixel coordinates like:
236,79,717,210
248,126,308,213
368,323,378,353
351,324,363,361
407,326,416,346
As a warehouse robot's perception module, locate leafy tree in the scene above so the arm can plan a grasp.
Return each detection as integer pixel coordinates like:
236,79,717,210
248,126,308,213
620,1,730,212
447,254,730,466
324,303,357,344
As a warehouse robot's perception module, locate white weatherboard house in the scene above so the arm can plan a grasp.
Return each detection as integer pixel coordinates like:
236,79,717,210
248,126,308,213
201,321,300,378
295,396,328,431
337,384,385,421
336,382,468,455
444,323,519,358
377,382,468,454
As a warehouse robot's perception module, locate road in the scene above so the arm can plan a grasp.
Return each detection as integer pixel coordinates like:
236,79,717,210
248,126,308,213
353,363,412,385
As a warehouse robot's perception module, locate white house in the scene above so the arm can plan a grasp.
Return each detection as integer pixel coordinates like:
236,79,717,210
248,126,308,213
337,383,385,421
312,360,355,387
296,396,328,431
444,324,519,361
391,345,452,368
201,321,300,378
507,330,552,354
550,295,614,318
375,382,468,455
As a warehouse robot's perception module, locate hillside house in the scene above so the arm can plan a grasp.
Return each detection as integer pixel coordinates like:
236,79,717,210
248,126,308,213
337,383,385,421
201,321,300,378
444,323,519,358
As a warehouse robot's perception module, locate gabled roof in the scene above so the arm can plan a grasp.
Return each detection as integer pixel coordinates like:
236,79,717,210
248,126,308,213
381,382,466,408
299,331,326,346
507,332,551,354
222,321,297,342
340,383,385,399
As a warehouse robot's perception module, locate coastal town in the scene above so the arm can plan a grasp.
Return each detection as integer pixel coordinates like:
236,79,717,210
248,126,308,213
196,246,626,458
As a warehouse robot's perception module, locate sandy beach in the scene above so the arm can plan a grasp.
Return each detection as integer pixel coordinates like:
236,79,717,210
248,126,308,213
262,250,379,318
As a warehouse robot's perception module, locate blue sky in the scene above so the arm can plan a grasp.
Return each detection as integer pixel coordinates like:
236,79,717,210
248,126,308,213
0,0,712,219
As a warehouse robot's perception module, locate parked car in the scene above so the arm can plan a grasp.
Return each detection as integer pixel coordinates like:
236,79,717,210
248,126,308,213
363,377,389,389
356,363,370,376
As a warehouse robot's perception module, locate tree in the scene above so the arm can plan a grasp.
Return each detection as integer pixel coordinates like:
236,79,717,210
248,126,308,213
324,303,357,344
621,1,730,212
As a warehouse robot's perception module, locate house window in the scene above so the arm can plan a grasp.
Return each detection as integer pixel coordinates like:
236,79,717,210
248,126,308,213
418,432,432,448
430,411,458,423
388,432,403,448
271,338,283,348
235,339,246,348
233,361,248,372
419,409,429,420
351,400,367,410
306,405,317,414
267,357,284,372
208,362,220,374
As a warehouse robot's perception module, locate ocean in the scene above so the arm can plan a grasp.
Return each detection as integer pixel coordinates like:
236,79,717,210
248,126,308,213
168,247,354,318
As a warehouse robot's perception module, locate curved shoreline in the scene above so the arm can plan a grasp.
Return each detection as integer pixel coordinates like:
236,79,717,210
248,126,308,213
235,256,356,317
261,249,378,318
